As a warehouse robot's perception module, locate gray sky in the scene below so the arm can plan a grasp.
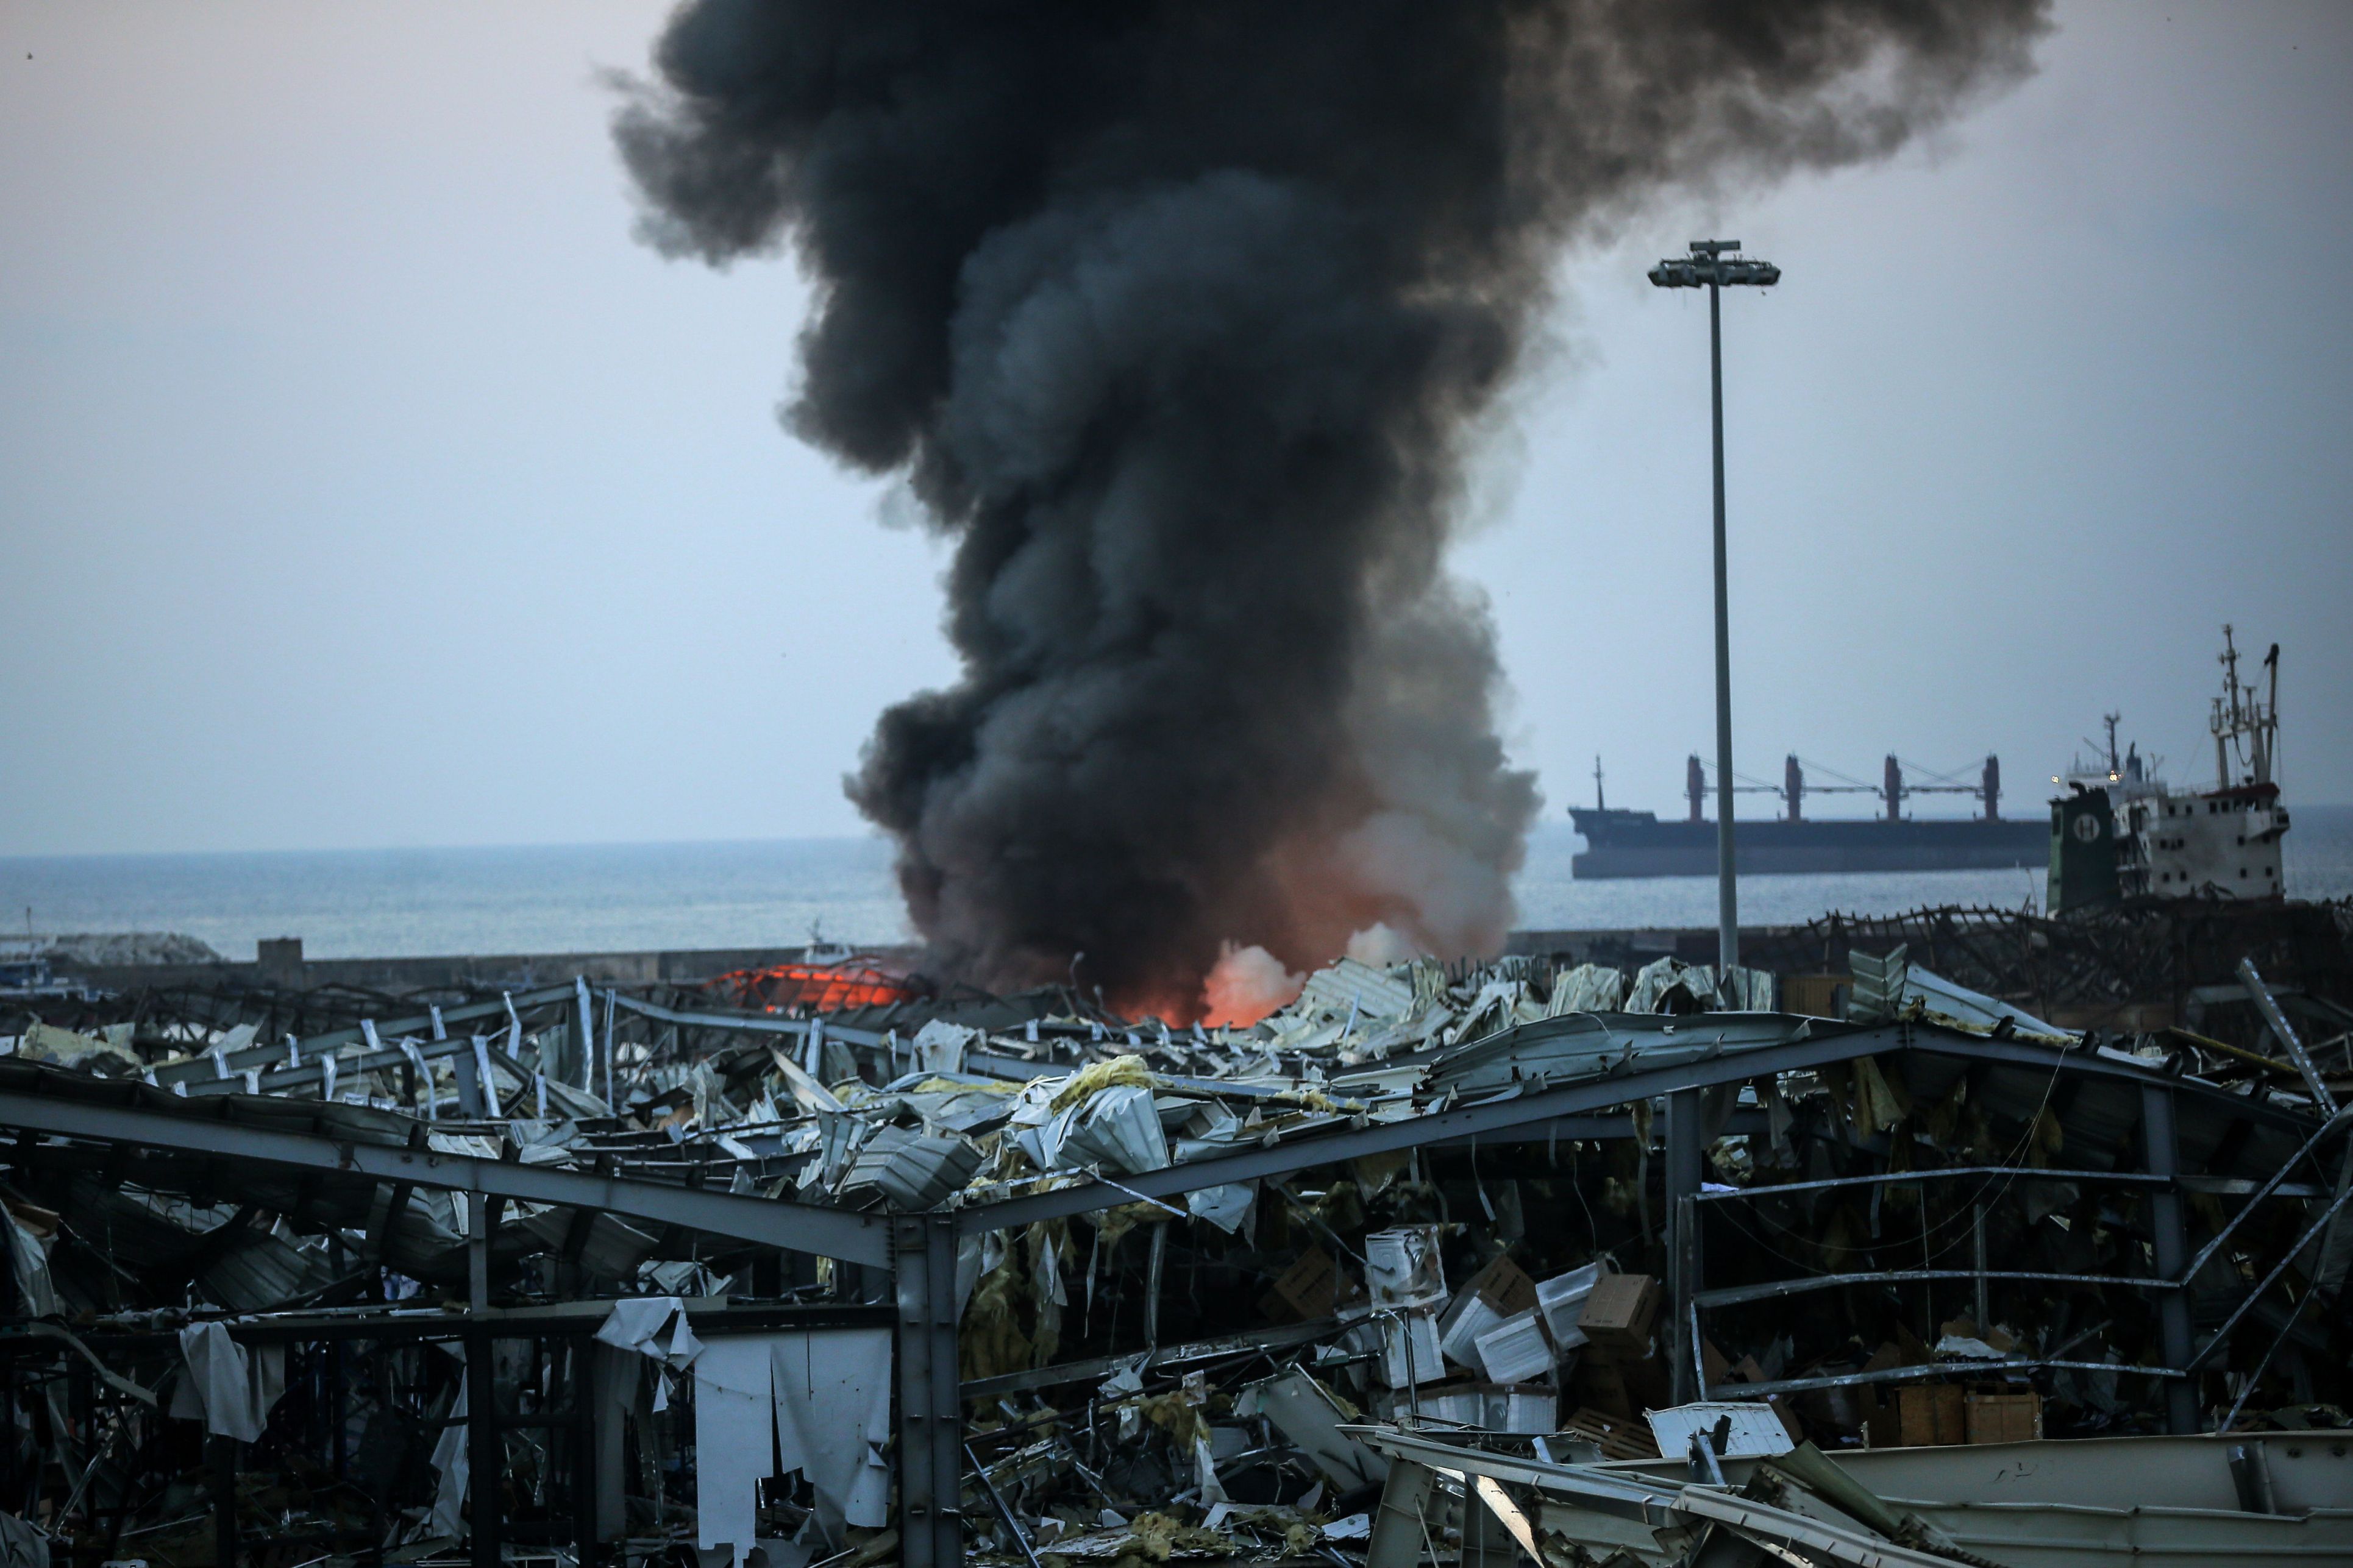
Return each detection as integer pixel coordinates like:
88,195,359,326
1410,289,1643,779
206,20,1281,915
3,1,2348,856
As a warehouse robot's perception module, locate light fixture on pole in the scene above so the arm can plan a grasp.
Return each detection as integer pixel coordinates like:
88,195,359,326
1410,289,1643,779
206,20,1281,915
1649,239,1778,973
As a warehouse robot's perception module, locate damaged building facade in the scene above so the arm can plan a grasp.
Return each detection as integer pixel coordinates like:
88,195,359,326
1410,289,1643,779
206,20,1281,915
3,901,2351,1567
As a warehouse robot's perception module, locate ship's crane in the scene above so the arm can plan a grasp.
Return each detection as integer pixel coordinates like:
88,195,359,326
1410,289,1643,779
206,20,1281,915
1686,754,1784,822
1693,753,2007,821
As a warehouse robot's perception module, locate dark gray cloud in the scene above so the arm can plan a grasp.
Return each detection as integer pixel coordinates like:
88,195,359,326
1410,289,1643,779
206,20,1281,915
616,0,2048,1009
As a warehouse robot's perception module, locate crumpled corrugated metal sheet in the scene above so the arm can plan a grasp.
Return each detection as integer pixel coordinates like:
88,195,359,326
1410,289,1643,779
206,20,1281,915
1421,1011,1807,1095
837,1126,985,1210
1298,960,1415,1023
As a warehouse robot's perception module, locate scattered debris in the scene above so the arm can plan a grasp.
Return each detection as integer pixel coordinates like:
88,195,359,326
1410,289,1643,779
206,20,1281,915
2,917,2349,1566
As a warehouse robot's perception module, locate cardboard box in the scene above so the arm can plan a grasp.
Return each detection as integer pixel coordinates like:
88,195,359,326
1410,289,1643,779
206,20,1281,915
1894,1383,1965,1447
1459,1252,1539,1318
1272,1246,1340,1320
1561,1407,1661,1461
1865,1396,1899,1451
1572,1346,1668,1418
1576,1272,1661,1353
1964,1389,2042,1444
1782,973,1847,1019
1798,1381,1874,1439
1569,1356,1634,1419
1578,1333,1655,1369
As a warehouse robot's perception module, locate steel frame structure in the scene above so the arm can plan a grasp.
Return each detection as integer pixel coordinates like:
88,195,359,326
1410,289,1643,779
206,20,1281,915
2,1013,2333,1568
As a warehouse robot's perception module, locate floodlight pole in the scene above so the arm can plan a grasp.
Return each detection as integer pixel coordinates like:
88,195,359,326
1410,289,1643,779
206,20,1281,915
1706,274,1737,975
1650,239,1779,976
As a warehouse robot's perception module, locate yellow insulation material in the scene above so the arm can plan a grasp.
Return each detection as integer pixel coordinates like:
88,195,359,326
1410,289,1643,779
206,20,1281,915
960,1241,1033,1383
1134,1390,1209,1448
1050,1054,1156,1110
2027,1104,2065,1166
1089,1202,1167,1252
1851,1056,1912,1133
915,1075,1022,1096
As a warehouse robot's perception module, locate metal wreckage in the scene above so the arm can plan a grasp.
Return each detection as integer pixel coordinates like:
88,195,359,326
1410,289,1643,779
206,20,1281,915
4,906,2352,1568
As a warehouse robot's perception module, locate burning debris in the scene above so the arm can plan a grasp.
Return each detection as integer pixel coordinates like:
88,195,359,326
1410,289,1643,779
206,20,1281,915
3,907,2350,1565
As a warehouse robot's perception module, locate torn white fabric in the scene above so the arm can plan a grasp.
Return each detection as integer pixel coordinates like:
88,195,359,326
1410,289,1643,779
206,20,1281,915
1097,1356,1146,1400
427,1374,469,1541
252,1342,287,1424
471,1036,498,1113
594,1296,703,1369
1185,1182,1257,1235
1192,1435,1228,1505
174,1321,280,1443
955,1232,987,1314
592,1345,637,1543
4,1217,57,1319
168,1366,202,1422
1036,1226,1067,1308
694,1336,772,1555
0,1507,50,1568
772,1329,892,1539
911,1020,974,1074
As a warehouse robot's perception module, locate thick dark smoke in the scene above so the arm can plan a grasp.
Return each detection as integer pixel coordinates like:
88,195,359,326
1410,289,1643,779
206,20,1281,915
616,1,2046,1013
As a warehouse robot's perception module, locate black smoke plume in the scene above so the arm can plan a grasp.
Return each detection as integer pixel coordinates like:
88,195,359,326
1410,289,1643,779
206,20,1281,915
616,0,2046,1014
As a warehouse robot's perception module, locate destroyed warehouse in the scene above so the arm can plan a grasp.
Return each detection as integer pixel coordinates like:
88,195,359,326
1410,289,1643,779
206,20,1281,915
2,896,2351,1567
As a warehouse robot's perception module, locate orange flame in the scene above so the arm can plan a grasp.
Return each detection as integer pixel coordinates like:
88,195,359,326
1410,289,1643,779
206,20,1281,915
709,961,917,1014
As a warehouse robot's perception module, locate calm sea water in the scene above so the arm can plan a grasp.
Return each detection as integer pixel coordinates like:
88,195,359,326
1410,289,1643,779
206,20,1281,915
4,809,2348,963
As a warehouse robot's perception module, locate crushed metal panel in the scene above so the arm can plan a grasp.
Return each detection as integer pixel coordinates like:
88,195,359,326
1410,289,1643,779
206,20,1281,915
1899,1500,2353,1567
1246,1370,1389,1489
1300,959,1416,1022
1645,1402,1794,1460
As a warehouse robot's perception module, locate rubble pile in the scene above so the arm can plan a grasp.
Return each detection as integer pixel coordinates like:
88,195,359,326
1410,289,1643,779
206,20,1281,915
1,933,2348,1566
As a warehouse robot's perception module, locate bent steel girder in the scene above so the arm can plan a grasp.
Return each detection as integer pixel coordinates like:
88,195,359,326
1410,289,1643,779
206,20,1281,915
955,1018,2315,1235
0,1074,889,1265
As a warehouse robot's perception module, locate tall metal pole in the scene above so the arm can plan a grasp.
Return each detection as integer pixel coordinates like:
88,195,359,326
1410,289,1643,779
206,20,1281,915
1709,280,1739,973
1650,239,1774,974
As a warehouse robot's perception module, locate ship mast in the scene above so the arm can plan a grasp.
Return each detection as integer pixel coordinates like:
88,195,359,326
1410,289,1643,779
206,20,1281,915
2211,624,2280,789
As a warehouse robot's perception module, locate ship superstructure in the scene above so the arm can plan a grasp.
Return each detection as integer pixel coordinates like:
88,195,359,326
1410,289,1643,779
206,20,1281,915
2049,626,2291,910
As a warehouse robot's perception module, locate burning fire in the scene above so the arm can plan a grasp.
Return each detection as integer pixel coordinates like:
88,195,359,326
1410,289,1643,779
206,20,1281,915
1194,923,1425,1028
709,960,917,1014
1200,943,1305,1027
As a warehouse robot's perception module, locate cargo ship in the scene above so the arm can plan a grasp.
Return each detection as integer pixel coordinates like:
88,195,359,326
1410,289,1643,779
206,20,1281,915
1567,752,2045,878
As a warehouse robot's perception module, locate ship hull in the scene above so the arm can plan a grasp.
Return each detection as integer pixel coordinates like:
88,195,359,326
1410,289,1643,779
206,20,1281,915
1567,810,2047,879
